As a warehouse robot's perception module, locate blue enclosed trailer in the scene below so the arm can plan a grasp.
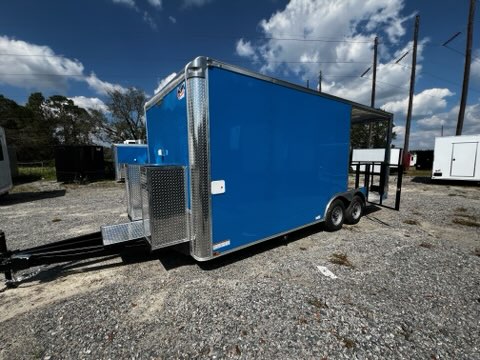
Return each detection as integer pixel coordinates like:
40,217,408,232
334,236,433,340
114,56,394,261
113,143,148,181
1,57,397,284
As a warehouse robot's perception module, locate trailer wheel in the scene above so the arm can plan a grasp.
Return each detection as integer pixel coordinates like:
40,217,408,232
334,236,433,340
324,199,345,232
345,195,364,225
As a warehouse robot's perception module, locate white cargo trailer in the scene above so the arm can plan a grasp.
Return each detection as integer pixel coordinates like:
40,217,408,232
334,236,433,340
0,127,13,196
432,135,480,181
351,148,403,173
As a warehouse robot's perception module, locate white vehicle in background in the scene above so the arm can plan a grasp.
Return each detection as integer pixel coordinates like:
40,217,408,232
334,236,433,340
0,127,13,195
432,135,480,181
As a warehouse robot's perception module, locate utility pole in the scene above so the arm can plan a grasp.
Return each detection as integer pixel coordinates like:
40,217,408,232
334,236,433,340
306,79,310,89
371,36,378,108
457,0,476,135
368,36,379,147
318,71,322,92
403,15,420,168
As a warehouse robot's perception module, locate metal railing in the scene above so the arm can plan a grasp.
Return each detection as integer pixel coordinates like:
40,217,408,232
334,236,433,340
351,161,403,211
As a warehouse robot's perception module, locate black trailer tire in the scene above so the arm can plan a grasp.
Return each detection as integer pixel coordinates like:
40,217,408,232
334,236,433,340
345,195,365,225
324,199,345,232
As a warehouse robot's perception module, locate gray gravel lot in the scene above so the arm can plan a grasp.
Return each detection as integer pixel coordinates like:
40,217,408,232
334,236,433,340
0,178,479,359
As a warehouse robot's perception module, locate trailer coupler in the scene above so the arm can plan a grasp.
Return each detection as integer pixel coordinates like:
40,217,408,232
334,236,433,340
0,230,147,288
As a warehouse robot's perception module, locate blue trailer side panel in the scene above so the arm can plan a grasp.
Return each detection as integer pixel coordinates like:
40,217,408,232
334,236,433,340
208,67,351,252
145,82,189,167
115,145,148,164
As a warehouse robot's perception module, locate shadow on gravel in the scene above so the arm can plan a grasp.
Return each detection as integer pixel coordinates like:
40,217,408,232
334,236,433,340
6,247,196,287
412,176,480,187
198,222,329,271
0,190,66,206
10,255,122,287
364,205,382,216
411,176,432,184
4,205,384,286
196,205,384,270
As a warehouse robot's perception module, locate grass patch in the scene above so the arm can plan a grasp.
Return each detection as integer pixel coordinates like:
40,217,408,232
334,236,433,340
419,242,434,249
329,253,354,268
452,218,480,228
405,169,431,177
16,166,56,182
403,219,420,225
343,338,356,349
307,298,329,309
454,213,477,220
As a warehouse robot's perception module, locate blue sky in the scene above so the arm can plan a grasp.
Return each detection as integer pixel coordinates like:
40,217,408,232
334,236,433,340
0,0,479,149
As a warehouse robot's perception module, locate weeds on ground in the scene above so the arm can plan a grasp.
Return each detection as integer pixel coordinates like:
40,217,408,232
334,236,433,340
452,218,480,228
474,248,480,257
403,219,420,225
307,298,329,309
329,253,354,268
419,242,434,249
343,338,356,349
16,166,56,182
455,207,467,212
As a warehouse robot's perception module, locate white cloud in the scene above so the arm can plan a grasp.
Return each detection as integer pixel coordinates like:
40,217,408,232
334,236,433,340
0,35,84,90
236,39,257,61
154,72,177,94
112,0,136,8
85,73,126,95
111,0,159,30
235,1,472,151
392,103,480,149
0,36,127,96
182,0,212,8
169,15,177,24
238,0,411,82
471,51,480,79
69,96,108,113
148,0,162,9
143,11,158,30
382,88,454,117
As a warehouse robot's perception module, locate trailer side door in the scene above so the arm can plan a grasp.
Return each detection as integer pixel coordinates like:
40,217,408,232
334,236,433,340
450,142,478,177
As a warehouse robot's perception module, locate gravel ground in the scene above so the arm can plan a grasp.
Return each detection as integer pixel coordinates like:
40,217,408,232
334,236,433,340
0,177,479,359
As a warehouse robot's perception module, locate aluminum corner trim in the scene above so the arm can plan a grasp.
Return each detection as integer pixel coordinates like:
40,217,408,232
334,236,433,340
186,68,212,259
186,56,208,79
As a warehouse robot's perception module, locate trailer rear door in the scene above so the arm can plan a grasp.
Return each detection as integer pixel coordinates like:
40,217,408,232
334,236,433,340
451,142,478,177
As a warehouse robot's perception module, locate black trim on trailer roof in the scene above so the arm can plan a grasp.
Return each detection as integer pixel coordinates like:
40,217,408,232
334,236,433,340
145,56,393,124
206,57,392,123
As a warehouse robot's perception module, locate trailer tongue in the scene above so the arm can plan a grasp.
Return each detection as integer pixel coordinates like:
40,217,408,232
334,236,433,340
1,56,402,288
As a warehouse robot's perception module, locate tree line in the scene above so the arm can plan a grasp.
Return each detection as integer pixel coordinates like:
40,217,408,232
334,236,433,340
0,88,146,161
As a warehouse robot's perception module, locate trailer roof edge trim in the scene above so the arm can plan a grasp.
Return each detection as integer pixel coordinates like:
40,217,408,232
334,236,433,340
145,56,393,123
145,71,186,110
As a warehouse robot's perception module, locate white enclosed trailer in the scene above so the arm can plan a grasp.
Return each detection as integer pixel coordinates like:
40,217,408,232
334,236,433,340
351,148,403,173
0,127,13,195
432,135,480,181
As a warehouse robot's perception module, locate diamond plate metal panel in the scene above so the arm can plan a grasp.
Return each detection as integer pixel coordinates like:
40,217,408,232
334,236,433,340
126,164,143,220
186,75,212,259
141,166,188,250
101,220,145,246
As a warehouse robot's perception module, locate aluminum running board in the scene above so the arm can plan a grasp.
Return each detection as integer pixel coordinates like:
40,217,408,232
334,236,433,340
101,220,145,246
